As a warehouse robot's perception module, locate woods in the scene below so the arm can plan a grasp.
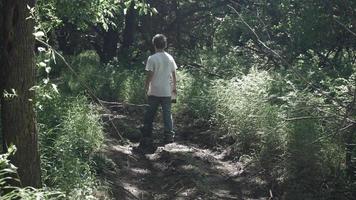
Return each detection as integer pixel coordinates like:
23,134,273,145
0,0,355,199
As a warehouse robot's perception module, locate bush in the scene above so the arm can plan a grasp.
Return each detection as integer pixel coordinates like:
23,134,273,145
59,50,146,103
280,90,351,200
284,118,324,200
174,70,217,123
175,68,291,196
37,85,105,198
0,146,64,200
213,69,284,155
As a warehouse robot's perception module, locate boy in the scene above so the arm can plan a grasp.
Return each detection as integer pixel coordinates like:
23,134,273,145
135,34,177,154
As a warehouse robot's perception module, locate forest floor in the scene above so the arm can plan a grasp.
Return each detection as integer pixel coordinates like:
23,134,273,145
99,106,269,200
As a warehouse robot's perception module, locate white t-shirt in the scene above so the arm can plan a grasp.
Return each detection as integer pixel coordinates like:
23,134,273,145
145,52,177,97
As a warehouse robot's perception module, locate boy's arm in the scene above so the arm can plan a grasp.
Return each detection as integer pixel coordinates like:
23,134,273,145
145,71,154,94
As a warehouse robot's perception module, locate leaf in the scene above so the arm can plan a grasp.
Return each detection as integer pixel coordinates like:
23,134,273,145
152,8,158,14
38,47,46,52
124,0,132,7
102,23,109,31
33,31,45,38
29,85,40,91
39,62,47,67
43,78,49,84
45,66,51,73
52,84,59,94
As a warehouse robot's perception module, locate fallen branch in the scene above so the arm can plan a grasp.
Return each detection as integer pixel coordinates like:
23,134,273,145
284,116,335,121
181,62,225,78
98,99,148,108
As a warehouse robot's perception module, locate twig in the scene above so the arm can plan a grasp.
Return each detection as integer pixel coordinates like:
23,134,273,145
334,18,356,38
284,116,335,121
99,99,148,107
182,62,224,78
340,123,355,132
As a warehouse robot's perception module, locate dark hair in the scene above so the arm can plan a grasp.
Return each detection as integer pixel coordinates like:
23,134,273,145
152,34,167,49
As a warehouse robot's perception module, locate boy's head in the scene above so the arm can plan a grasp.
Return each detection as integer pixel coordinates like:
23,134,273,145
152,34,167,50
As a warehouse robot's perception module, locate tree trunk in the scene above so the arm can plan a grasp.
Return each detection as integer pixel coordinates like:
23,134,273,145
120,1,137,57
0,0,42,187
102,27,119,63
56,22,77,55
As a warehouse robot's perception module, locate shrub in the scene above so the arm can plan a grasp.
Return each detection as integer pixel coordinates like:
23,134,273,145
284,118,324,200
280,90,351,199
61,51,104,96
37,86,105,197
0,146,64,200
213,69,284,155
59,50,146,103
174,70,217,123
175,68,289,196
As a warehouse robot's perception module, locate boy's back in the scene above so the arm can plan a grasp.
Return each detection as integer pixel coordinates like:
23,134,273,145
146,52,177,97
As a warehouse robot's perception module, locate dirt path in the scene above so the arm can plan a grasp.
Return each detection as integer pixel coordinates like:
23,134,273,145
101,130,268,200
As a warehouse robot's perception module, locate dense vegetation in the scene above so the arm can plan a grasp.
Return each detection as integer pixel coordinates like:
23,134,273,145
1,0,355,199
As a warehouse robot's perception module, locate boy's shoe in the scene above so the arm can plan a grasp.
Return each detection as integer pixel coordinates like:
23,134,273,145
133,137,156,154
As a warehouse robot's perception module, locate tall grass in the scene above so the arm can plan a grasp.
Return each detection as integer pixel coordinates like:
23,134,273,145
0,146,65,199
213,69,285,154
175,67,351,199
36,84,106,198
174,70,217,123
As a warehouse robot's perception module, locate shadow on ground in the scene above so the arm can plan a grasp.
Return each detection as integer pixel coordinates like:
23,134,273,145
101,133,268,200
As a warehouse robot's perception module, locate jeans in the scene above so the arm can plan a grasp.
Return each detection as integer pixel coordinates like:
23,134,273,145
142,96,173,138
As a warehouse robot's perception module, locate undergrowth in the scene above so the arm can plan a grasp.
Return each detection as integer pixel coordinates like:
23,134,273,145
36,83,109,199
59,50,146,103
174,66,353,199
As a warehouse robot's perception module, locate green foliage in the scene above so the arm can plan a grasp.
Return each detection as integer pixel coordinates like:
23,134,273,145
37,0,120,31
62,51,103,95
176,68,286,179
284,118,323,199
60,51,146,103
37,89,105,197
282,112,347,199
36,0,62,32
0,146,64,200
174,70,217,122
36,0,156,32
32,31,111,199
214,69,284,154
176,63,354,198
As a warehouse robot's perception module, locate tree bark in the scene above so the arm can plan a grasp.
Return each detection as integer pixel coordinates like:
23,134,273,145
120,1,137,57
102,27,119,63
0,0,42,187
56,22,76,55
